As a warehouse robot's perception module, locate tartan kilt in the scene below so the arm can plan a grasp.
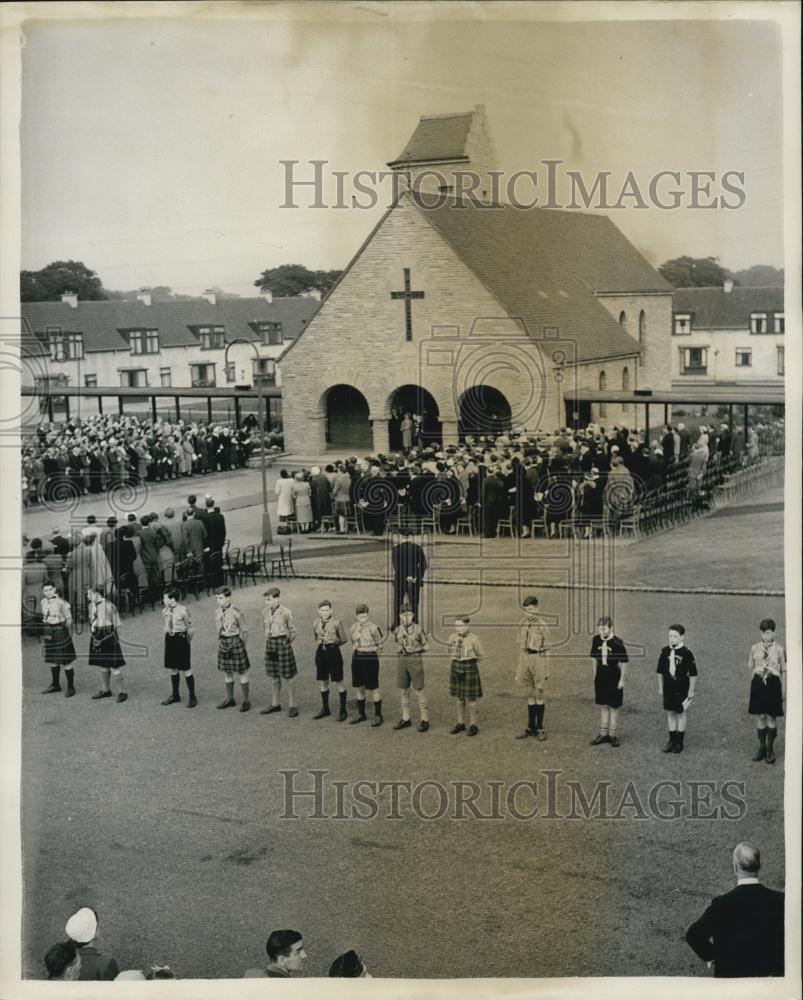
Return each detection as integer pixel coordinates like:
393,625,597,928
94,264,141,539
449,658,483,700
217,635,250,674
164,632,192,671
42,624,76,666
265,636,297,679
88,626,126,669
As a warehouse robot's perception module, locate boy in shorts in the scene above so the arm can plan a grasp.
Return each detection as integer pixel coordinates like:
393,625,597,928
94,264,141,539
589,616,629,747
514,595,549,741
312,599,348,721
349,604,386,726
392,601,430,732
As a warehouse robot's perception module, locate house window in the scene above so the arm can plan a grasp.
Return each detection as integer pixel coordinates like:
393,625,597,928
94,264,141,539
621,366,630,412
679,347,707,375
673,313,692,336
750,312,768,334
119,369,148,388
84,374,97,388
191,363,216,388
224,363,235,384
253,357,277,384
129,329,159,354
159,367,172,387
258,322,283,346
638,310,646,344
199,326,225,350
598,370,607,418
47,330,83,360
773,312,784,334
777,345,785,376
735,348,752,368
618,310,627,327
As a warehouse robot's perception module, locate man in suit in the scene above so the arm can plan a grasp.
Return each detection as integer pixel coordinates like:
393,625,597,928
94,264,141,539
390,528,427,628
206,501,227,587
182,510,207,562
686,842,784,978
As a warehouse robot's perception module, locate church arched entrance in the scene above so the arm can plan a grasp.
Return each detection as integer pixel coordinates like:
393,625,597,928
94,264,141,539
458,385,512,439
325,384,372,450
388,385,442,450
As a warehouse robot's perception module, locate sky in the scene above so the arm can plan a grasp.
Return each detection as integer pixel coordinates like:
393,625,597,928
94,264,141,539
20,11,785,296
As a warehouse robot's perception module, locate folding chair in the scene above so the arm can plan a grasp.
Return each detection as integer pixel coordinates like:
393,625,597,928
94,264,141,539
284,537,297,579
269,543,287,580
224,547,242,588
240,544,261,586
496,507,515,538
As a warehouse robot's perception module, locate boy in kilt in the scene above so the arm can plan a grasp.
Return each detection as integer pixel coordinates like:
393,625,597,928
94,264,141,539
589,616,629,747
312,599,348,721
260,587,299,718
392,601,430,732
349,604,386,726
215,586,251,712
748,618,786,764
657,624,697,753
87,585,127,702
448,616,484,737
161,589,196,708
40,582,77,696
514,595,550,742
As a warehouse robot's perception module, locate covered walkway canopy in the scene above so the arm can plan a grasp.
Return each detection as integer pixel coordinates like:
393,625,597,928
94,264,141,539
21,384,281,428
575,384,785,441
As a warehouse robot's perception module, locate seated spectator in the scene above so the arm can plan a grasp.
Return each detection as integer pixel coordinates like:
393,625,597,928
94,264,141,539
44,940,81,980
64,906,119,981
244,929,307,978
329,949,372,978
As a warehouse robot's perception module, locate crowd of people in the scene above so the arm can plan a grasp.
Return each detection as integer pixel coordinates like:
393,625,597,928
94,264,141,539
22,413,256,506
272,418,781,538
21,496,227,630
44,908,369,980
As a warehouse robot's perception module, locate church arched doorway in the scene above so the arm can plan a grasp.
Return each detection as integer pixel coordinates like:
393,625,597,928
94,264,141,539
388,385,442,449
458,385,512,439
324,384,372,450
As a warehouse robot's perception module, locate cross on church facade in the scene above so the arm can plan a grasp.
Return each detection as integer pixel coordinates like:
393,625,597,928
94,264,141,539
390,268,425,341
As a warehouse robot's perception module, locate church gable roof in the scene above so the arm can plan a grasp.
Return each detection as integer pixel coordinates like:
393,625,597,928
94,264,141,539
389,112,473,166
412,195,668,361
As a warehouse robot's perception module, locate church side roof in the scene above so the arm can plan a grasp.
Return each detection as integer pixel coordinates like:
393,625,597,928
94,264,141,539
21,297,320,353
412,195,670,362
672,286,784,328
389,112,473,166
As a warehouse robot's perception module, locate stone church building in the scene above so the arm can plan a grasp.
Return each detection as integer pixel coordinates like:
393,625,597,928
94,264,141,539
280,108,673,455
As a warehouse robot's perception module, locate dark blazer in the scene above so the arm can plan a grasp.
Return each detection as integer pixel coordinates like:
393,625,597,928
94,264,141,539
182,517,207,558
686,882,784,977
207,511,227,551
77,945,119,981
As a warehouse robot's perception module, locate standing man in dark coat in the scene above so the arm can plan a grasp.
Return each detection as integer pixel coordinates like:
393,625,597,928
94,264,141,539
686,842,784,978
309,466,332,529
206,502,227,586
182,510,207,562
391,528,427,628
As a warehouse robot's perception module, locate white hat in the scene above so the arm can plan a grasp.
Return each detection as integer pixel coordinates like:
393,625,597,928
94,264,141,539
65,907,97,944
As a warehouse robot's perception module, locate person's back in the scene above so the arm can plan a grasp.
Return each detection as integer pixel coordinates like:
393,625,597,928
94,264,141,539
688,882,784,977
77,944,120,981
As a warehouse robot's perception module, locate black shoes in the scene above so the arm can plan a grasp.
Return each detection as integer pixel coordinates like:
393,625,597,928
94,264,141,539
288,707,299,718
92,690,112,700
161,694,181,706
217,698,236,710
240,701,251,713
260,704,282,715
313,708,332,720
187,696,198,708
516,728,538,740
417,721,430,732
393,719,412,730
609,736,620,748
117,693,128,703
350,714,367,725
42,684,61,694
467,725,479,737
65,688,76,698
338,708,348,722
590,734,610,746
449,723,466,735
370,715,384,727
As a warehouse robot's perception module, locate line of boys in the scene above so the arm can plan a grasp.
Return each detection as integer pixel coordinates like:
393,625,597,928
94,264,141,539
38,580,786,760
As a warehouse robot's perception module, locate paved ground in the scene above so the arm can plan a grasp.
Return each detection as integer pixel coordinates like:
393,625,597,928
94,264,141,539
19,477,789,980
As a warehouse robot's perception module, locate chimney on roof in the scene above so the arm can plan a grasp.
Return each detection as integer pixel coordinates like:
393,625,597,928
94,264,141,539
201,291,216,305
262,291,273,304
723,278,734,294
301,288,322,302
136,290,152,306
61,292,78,308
